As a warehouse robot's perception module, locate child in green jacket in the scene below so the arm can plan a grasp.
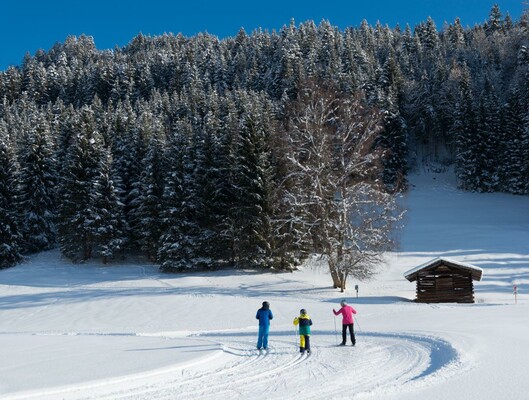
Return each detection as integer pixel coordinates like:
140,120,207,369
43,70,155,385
293,309,312,354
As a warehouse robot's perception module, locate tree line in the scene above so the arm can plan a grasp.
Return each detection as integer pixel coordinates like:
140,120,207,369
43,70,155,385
1,5,528,272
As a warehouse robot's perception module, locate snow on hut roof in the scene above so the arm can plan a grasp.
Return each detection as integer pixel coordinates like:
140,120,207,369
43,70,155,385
403,257,484,282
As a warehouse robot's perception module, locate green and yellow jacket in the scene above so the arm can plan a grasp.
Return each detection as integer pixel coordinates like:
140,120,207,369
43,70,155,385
293,314,312,335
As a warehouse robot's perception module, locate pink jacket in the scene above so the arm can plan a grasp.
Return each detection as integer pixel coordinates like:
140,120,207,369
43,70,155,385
333,305,357,324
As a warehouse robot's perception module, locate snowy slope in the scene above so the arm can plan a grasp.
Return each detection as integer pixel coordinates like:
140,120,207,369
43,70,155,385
1,170,528,400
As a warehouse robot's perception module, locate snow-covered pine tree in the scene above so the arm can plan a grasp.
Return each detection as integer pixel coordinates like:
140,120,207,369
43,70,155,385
419,17,440,62
157,119,200,271
0,66,23,104
486,4,504,35
268,113,310,270
110,98,144,230
161,89,216,270
213,94,241,265
316,20,341,82
0,122,23,268
193,94,230,265
453,63,479,190
57,106,103,261
404,72,437,159
231,91,273,269
93,61,116,105
378,105,408,191
475,77,501,192
91,95,112,146
54,104,78,176
21,58,49,106
510,42,529,190
128,128,165,260
124,107,160,248
90,148,128,263
500,88,526,193
185,117,218,268
522,97,529,194
16,112,57,253
340,28,361,93
445,17,466,56
516,49,529,194
226,28,250,91
273,20,303,100
371,56,408,191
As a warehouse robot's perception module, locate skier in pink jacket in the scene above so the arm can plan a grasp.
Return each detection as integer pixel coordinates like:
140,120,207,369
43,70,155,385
333,300,357,346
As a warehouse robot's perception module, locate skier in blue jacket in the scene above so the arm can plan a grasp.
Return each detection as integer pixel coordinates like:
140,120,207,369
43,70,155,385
256,301,273,350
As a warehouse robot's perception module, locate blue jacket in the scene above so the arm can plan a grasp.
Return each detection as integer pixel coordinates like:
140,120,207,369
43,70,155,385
256,308,273,326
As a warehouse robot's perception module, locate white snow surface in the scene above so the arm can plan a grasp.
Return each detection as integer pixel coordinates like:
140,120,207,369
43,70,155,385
1,170,528,400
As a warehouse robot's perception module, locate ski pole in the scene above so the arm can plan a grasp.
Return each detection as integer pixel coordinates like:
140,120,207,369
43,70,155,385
355,315,362,333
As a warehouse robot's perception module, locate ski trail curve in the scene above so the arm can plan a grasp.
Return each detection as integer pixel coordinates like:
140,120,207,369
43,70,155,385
30,330,464,400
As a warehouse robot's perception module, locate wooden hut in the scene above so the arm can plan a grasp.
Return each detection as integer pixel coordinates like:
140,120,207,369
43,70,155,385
404,258,483,303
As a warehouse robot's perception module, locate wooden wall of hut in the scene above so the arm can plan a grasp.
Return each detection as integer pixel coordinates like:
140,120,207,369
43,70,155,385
415,265,475,303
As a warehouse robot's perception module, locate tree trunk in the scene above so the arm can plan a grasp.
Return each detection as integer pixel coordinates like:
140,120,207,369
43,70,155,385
340,272,347,292
328,256,344,289
83,233,92,261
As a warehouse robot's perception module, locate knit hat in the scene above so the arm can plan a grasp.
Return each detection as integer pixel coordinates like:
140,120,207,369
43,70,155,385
300,308,307,315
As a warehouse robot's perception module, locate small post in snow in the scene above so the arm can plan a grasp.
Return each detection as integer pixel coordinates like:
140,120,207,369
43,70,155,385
514,284,518,305
355,284,359,299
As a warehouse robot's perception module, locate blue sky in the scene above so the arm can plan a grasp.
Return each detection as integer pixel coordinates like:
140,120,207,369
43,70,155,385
1,1,526,70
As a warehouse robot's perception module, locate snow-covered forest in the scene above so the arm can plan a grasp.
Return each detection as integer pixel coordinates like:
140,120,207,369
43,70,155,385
1,5,528,268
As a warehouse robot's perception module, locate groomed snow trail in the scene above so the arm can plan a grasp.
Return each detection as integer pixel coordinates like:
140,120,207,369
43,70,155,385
13,330,461,400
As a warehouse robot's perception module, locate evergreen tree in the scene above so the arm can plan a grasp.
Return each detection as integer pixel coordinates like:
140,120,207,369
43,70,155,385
378,105,408,191
193,96,229,263
232,92,273,268
453,64,479,190
90,148,128,263
129,128,166,260
475,77,501,191
446,17,466,55
214,94,242,264
16,113,57,253
404,72,436,155
110,99,143,227
123,107,158,247
268,112,309,270
57,106,103,261
0,123,23,268
500,88,527,193
486,4,504,35
157,120,199,271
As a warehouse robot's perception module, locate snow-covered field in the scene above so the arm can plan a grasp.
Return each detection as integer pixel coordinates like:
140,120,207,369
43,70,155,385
1,170,528,400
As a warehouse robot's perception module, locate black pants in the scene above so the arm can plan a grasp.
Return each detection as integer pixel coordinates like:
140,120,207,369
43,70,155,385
342,323,355,345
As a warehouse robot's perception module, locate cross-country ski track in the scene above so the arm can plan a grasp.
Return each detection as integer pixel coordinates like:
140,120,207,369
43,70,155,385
1,328,462,400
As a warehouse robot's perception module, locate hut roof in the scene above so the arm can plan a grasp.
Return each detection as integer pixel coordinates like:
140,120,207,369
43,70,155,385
403,257,483,282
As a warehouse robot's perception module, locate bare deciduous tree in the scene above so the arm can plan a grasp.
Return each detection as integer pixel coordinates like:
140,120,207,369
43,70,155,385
282,80,403,291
